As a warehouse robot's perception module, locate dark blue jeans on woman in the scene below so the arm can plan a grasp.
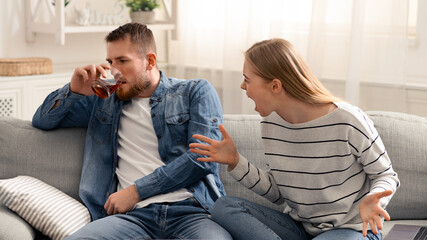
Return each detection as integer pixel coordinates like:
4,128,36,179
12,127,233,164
212,196,382,240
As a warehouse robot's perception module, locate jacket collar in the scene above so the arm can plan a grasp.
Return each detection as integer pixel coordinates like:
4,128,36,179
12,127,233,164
149,70,168,104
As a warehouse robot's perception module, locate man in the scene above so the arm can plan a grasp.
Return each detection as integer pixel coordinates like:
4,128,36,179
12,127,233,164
32,23,231,240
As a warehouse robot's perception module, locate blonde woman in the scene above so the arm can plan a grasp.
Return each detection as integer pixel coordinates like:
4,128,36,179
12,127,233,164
189,38,399,240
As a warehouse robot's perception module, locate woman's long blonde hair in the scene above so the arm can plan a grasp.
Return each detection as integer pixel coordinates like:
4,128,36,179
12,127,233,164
245,38,341,104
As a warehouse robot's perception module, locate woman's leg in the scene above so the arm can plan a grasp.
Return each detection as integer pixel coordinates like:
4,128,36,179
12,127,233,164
313,228,382,240
211,196,310,240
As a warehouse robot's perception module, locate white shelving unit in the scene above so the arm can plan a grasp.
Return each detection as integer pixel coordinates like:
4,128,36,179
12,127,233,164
0,72,72,120
24,0,177,45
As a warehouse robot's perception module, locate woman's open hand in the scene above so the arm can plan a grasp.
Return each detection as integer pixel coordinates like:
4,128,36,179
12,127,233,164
359,190,393,237
189,124,239,171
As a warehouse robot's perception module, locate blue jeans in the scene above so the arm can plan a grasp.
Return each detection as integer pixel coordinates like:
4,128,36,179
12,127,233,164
66,198,232,240
212,196,382,240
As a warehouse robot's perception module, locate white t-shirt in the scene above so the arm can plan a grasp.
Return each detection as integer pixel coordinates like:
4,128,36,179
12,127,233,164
116,97,193,209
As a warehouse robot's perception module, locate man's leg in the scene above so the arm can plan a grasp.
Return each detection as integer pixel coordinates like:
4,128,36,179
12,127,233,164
211,196,311,240
65,213,151,240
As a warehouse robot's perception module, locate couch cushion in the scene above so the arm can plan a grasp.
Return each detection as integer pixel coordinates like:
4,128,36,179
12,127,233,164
0,117,86,201
0,202,35,240
222,114,285,212
367,111,427,220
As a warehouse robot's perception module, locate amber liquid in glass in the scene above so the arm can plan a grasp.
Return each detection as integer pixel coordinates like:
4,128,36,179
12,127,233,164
91,68,122,99
92,79,122,99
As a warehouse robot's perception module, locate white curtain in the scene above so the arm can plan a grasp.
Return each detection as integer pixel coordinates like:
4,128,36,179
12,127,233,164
168,0,409,114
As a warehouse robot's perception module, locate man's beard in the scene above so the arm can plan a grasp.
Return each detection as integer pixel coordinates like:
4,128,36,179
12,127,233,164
116,74,151,100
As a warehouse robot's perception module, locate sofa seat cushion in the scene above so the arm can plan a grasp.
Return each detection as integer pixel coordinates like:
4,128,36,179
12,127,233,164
0,202,35,240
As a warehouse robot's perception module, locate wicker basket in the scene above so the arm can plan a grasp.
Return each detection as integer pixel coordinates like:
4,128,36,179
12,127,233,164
0,57,52,76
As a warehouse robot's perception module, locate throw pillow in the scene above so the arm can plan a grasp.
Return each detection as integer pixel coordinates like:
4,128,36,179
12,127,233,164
0,176,91,240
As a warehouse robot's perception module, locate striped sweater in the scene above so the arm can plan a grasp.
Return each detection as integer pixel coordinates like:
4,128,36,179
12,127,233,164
229,102,400,236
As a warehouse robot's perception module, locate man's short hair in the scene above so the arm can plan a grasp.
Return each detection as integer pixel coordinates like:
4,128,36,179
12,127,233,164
105,23,157,56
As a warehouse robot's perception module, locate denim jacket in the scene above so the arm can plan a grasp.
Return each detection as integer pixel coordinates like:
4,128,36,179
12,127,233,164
32,71,226,220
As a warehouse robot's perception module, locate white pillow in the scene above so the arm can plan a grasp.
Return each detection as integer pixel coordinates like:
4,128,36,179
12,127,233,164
0,176,91,240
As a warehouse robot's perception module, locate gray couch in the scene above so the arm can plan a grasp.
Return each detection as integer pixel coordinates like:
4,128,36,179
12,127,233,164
1,111,426,239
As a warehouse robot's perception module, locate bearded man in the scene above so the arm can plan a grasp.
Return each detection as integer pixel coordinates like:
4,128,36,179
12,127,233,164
33,23,231,240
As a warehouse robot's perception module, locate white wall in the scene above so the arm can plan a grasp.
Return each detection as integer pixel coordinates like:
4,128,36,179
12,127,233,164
407,0,427,85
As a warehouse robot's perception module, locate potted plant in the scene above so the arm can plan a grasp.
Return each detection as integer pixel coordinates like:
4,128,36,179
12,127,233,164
51,0,72,25
124,0,160,24
51,0,71,7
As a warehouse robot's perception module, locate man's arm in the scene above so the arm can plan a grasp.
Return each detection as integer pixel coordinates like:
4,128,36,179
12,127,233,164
32,64,109,129
32,83,93,129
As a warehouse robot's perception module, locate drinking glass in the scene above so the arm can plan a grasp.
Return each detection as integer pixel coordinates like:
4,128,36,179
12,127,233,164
91,67,122,99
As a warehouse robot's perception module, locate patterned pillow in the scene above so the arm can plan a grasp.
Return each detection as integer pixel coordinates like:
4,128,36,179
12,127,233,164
0,176,91,240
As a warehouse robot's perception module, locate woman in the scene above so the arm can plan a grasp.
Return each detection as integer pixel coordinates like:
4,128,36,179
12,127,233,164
189,38,399,240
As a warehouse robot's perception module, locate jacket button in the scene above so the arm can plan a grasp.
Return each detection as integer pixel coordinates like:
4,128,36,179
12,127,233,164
190,188,195,192
205,206,209,210
149,100,154,104
162,156,166,160
157,97,161,101
178,118,182,123
157,135,162,139
152,113,156,117
212,118,217,122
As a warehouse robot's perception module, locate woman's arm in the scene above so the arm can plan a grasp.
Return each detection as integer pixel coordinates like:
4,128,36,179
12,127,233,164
190,124,284,204
350,111,400,236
